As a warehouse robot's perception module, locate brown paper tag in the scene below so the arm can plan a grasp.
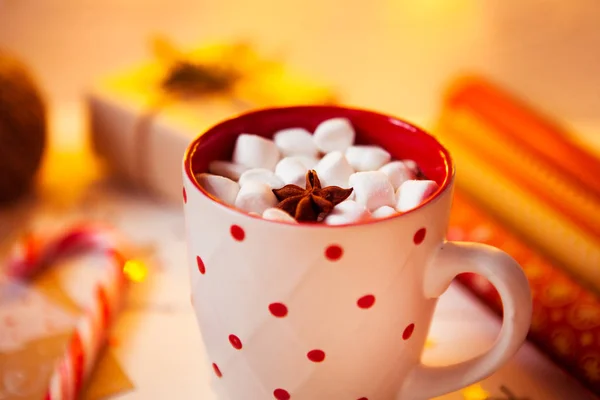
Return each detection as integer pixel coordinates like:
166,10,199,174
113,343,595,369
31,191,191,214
81,349,135,399
0,332,71,399
34,269,82,315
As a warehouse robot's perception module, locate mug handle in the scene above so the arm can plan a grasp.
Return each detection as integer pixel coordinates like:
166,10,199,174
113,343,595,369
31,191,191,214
400,241,532,399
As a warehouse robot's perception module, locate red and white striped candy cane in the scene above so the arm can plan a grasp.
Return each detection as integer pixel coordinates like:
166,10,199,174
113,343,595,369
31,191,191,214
4,223,129,400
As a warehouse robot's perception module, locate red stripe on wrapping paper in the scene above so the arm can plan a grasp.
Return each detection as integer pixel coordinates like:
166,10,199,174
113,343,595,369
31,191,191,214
69,332,86,394
443,76,600,197
438,118,600,239
59,359,70,400
97,285,112,328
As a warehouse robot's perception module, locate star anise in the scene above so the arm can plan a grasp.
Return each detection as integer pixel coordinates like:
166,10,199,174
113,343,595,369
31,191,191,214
273,170,353,222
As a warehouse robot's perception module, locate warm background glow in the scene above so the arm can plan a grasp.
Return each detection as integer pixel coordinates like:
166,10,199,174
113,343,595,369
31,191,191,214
0,3,598,398
0,0,599,151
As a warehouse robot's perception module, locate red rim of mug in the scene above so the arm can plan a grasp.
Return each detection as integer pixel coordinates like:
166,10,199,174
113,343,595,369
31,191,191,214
183,105,455,228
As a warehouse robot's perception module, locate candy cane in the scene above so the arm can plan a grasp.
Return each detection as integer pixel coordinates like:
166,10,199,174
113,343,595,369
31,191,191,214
4,223,129,400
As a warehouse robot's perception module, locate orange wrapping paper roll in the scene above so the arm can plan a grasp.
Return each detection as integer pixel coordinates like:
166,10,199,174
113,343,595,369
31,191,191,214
450,192,600,396
444,76,600,197
435,75,600,293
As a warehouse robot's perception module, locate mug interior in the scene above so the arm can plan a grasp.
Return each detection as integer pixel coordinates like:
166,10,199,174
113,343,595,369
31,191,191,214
184,105,454,216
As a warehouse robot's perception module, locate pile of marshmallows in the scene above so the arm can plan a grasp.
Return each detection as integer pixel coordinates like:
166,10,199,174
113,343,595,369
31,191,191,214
195,118,439,224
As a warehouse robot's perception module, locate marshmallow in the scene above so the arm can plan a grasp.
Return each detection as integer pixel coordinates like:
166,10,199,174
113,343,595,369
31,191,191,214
232,134,280,170
349,171,396,211
238,168,285,189
396,180,439,212
402,159,419,173
345,145,391,172
315,151,354,187
379,161,416,190
195,173,240,206
289,155,319,170
234,181,278,214
313,118,355,153
208,160,249,181
262,207,297,223
275,157,309,187
324,200,371,225
371,205,397,219
273,128,319,158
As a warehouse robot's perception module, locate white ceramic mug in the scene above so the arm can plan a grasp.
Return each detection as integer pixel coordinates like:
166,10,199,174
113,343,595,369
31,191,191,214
182,106,532,400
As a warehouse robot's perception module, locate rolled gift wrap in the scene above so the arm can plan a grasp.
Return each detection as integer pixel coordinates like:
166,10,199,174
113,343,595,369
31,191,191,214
443,75,600,195
449,192,600,396
436,75,600,292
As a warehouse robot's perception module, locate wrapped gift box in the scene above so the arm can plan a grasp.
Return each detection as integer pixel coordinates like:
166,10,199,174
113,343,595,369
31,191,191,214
86,41,337,204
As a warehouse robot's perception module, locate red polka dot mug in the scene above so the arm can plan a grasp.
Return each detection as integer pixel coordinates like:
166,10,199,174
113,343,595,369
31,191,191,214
182,105,532,400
